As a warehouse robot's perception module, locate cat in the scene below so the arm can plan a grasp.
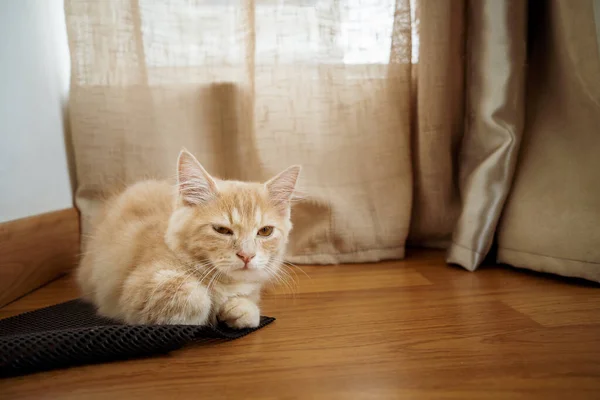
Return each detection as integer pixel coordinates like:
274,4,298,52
77,149,301,328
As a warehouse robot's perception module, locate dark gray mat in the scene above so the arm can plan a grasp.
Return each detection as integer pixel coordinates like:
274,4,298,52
0,299,274,378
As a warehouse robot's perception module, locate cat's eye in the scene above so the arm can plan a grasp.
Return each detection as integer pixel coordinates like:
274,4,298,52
213,226,233,235
257,226,274,237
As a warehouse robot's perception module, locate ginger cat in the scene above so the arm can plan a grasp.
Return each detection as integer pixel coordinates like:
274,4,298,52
77,149,301,328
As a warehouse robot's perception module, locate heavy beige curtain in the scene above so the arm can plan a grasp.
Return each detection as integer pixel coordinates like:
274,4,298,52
65,0,600,281
497,0,600,282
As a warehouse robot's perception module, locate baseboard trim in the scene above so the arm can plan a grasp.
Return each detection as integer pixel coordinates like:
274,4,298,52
0,208,80,307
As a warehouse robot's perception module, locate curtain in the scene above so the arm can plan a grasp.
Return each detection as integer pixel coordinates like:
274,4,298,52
496,0,600,282
66,0,414,264
65,0,600,281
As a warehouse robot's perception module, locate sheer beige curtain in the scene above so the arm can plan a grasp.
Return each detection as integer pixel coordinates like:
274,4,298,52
66,0,415,264
65,0,600,281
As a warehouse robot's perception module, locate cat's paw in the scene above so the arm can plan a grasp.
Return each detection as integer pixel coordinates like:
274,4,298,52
121,269,212,326
219,297,260,329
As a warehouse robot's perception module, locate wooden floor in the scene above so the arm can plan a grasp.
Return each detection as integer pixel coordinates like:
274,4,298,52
1,250,600,399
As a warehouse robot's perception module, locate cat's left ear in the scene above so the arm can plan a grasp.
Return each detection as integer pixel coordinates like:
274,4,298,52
265,165,301,211
177,149,218,206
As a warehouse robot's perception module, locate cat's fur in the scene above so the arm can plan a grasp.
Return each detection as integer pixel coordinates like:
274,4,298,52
77,149,300,328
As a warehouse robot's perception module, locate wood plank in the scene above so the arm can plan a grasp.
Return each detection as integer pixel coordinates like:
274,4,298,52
0,208,80,307
0,275,79,318
501,292,600,327
266,262,431,295
1,250,600,399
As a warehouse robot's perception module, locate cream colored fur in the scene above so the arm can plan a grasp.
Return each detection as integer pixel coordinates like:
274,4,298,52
77,149,300,328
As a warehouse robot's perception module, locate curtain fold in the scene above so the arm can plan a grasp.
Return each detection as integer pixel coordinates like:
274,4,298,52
446,0,527,270
407,0,464,249
408,0,528,271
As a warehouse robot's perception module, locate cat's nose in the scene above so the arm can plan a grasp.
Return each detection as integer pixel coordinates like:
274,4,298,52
236,251,255,264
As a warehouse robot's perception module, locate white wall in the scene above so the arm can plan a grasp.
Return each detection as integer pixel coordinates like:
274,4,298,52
0,0,73,222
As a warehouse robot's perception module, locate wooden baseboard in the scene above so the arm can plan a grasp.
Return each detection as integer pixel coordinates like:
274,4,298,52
0,208,80,307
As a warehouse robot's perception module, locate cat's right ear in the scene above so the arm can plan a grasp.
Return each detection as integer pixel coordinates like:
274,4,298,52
177,149,217,206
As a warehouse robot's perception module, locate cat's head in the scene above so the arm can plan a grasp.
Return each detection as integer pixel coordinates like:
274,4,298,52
165,149,300,283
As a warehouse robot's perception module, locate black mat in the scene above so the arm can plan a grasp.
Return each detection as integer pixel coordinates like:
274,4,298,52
0,299,275,378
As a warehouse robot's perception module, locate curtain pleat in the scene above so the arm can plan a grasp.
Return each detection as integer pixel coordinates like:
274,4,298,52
447,0,527,270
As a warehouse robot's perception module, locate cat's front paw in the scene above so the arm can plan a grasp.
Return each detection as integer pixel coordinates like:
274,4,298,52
219,297,260,329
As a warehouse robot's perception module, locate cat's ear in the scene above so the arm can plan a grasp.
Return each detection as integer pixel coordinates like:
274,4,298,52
177,149,217,206
265,165,301,211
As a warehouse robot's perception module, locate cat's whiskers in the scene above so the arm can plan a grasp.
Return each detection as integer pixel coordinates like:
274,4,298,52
267,257,303,288
278,263,301,286
206,269,224,293
278,269,299,296
174,262,212,283
197,264,220,287
271,257,311,280
264,261,297,297
262,265,286,294
278,265,301,295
